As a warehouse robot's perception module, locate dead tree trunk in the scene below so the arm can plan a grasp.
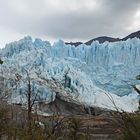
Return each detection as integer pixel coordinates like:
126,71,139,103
133,85,140,110
27,76,32,130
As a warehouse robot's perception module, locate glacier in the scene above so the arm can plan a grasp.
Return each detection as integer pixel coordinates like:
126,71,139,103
0,36,140,112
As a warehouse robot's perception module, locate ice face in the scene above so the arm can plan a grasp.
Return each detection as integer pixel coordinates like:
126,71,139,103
0,37,140,112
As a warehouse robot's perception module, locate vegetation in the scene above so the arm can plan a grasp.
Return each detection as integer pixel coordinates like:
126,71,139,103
0,105,91,140
117,74,140,140
121,114,140,140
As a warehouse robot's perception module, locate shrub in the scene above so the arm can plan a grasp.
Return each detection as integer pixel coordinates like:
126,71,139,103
121,114,140,140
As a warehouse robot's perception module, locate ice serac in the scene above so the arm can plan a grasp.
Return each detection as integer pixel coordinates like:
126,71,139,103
0,36,140,112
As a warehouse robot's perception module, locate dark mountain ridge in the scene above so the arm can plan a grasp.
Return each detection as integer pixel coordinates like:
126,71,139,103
66,30,140,46
122,30,140,41
85,36,120,45
65,42,82,47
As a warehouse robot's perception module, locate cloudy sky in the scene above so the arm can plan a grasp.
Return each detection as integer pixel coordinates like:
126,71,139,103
0,0,140,48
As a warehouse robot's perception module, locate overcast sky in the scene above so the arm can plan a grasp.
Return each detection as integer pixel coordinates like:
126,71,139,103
0,0,140,48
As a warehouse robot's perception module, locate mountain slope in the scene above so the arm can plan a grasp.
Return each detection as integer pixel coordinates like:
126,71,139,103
122,30,140,41
66,30,140,46
65,42,83,47
85,36,120,45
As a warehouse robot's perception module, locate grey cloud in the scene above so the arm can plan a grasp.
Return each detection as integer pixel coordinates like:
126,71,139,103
0,0,140,43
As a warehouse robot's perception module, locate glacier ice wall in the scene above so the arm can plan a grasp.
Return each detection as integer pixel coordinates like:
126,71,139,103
0,36,140,112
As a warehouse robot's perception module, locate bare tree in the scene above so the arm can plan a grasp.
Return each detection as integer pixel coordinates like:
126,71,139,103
16,69,39,130
0,59,11,101
131,75,140,110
